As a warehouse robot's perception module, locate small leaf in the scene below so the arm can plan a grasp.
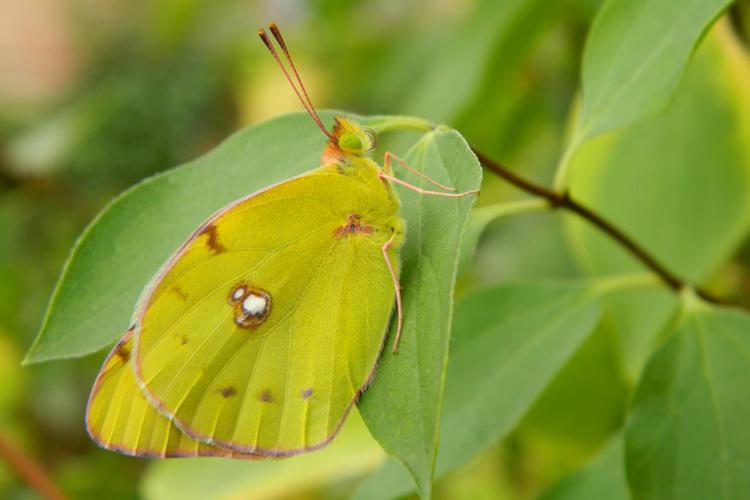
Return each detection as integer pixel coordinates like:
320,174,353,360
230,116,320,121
574,0,732,143
540,436,629,500
625,306,750,499
356,282,601,499
358,127,481,498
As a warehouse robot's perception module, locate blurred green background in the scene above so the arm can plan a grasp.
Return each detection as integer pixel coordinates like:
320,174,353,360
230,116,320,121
2,0,750,498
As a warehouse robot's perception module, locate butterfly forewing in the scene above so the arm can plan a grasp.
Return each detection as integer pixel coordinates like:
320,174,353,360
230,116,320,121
133,168,400,455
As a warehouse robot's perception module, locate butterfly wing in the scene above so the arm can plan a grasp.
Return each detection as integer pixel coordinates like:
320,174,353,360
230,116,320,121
86,329,262,458
133,167,401,456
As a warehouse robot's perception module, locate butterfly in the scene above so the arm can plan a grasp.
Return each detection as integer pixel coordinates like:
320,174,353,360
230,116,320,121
86,22,479,459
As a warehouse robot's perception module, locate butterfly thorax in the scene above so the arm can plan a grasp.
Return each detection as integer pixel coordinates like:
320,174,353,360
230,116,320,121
317,117,406,250
318,156,404,246
328,155,383,181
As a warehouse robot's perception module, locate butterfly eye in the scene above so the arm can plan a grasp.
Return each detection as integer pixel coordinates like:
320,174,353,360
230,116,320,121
339,133,363,152
363,128,377,150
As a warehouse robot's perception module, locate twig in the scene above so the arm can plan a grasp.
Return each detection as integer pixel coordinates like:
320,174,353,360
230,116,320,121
471,147,724,304
0,433,67,500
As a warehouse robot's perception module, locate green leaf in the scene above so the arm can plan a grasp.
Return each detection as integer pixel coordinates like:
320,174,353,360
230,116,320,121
142,410,383,500
573,0,732,144
520,320,627,452
540,436,629,500
24,111,437,362
358,127,482,498
356,282,601,499
565,25,750,377
26,112,330,362
438,283,600,471
625,305,750,499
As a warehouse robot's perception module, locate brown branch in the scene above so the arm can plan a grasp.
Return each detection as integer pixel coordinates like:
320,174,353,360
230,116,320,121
471,147,724,304
0,433,67,500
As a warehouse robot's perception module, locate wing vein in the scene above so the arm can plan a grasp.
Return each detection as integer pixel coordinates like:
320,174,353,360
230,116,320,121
323,242,355,438
274,242,342,451
227,244,336,449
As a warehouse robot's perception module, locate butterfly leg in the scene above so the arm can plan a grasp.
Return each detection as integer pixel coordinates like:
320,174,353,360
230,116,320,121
384,151,456,191
382,232,404,354
380,172,480,198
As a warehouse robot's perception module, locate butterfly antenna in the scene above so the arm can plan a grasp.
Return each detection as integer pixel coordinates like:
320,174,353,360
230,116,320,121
268,24,329,133
258,25,335,140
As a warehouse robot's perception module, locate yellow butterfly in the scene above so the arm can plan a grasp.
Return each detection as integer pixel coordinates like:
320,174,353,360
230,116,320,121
86,23,478,458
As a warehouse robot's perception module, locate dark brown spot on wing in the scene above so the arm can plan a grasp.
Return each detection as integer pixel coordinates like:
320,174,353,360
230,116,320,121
334,214,375,238
220,386,236,398
301,388,313,400
171,285,188,301
229,283,272,330
201,223,226,254
179,335,189,346
115,344,131,364
259,389,273,403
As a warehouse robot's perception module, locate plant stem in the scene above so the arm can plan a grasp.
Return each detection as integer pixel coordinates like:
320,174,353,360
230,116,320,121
471,147,725,305
366,115,434,134
0,433,67,500
552,134,582,192
470,198,548,223
590,272,661,296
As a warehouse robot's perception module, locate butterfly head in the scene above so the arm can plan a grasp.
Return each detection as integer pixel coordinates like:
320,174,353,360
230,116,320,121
332,117,376,156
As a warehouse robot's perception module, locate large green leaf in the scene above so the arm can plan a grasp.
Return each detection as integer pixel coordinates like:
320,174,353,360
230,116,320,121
520,319,627,451
540,436,629,500
625,305,750,499
572,0,732,145
565,25,750,377
356,282,601,499
26,112,333,362
437,283,600,470
24,111,440,362
358,128,481,498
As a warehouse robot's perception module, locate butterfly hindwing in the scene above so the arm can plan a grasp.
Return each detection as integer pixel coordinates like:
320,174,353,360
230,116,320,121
86,329,262,458
133,166,401,456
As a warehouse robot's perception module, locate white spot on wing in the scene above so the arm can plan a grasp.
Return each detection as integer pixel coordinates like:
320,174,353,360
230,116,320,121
232,287,245,301
242,294,268,316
